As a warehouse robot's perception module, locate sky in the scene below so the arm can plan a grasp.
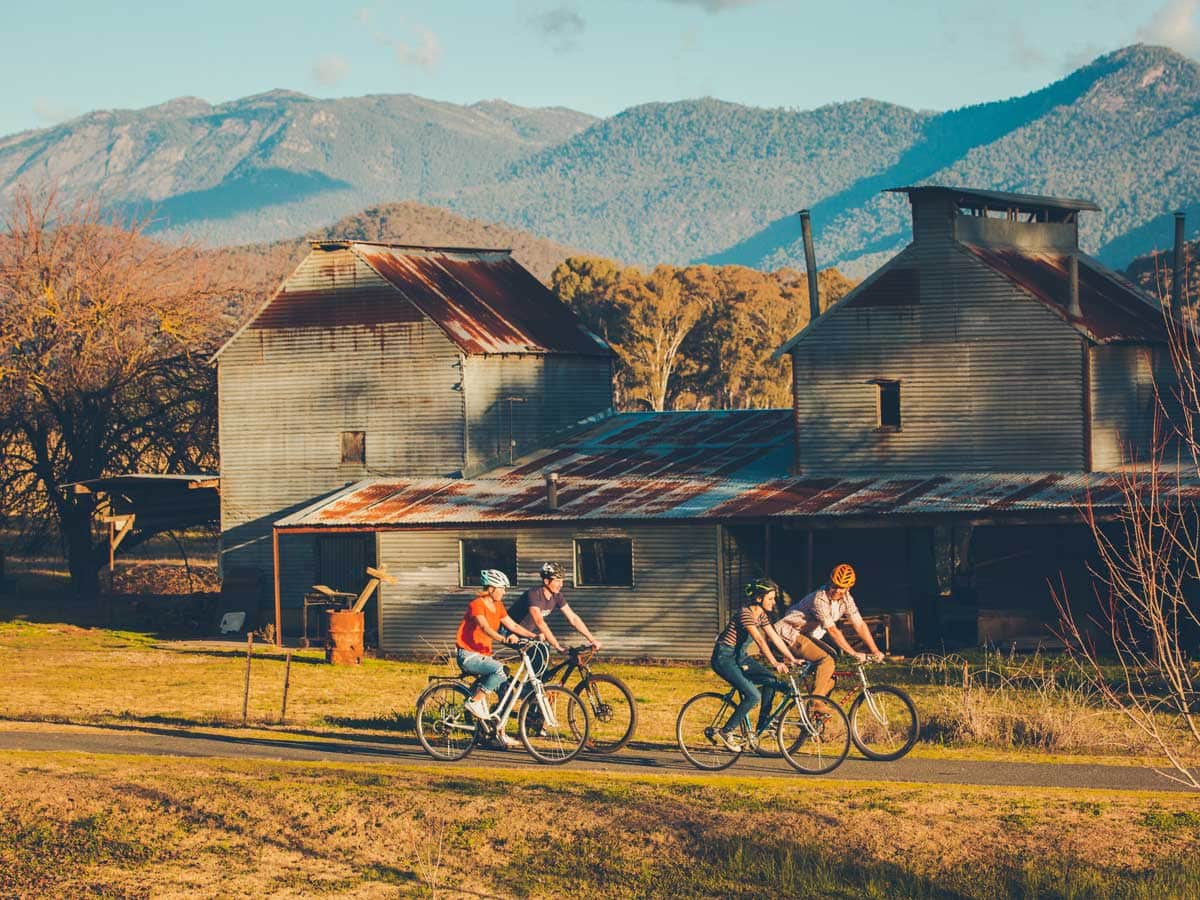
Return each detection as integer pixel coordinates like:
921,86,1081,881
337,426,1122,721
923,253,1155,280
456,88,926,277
3,0,1198,137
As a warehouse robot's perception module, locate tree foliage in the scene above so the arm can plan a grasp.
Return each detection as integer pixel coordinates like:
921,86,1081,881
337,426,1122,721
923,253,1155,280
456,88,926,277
0,188,223,596
552,256,854,411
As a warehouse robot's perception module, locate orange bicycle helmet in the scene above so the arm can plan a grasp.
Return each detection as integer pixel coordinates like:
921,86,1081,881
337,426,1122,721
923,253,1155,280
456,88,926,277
830,564,856,590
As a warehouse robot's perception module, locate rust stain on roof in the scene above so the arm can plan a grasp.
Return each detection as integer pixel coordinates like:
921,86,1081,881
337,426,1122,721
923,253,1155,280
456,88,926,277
500,410,795,483
276,470,1200,529
357,246,610,357
246,243,609,357
963,244,1168,344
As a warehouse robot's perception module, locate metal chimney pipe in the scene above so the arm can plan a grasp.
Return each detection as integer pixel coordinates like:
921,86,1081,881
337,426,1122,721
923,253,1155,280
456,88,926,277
799,210,820,322
1067,253,1081,319
1173,211,1186,307
544,472,559,511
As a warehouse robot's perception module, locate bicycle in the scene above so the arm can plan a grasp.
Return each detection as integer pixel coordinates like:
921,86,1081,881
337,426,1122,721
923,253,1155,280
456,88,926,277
798,656,919,761
542,644,637,753
415,639,590,765
675,664,851,774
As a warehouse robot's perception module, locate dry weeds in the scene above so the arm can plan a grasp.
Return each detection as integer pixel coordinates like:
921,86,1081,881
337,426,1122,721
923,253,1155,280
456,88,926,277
1,752,1198,898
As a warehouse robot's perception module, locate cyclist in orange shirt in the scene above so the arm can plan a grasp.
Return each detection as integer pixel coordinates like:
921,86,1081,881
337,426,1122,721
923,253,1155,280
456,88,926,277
456,569,537,731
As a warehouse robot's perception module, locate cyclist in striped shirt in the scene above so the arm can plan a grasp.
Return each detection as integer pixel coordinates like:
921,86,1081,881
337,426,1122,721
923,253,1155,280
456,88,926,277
710,577,800,751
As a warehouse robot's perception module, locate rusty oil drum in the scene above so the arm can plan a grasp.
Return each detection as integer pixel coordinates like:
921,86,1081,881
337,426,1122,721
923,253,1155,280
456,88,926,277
325,610,365,665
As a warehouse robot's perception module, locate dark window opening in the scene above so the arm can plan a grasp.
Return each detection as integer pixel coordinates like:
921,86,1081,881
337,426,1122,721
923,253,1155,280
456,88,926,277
875,381,901,430
574,538,633,587
460,538,517,588
341,431,366,465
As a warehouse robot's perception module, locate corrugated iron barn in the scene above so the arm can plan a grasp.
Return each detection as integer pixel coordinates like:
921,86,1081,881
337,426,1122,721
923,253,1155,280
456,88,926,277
213,241,613,636
218,188,1190,656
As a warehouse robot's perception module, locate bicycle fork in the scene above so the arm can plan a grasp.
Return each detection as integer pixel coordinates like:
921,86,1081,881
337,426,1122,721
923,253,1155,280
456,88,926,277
531,681,561,729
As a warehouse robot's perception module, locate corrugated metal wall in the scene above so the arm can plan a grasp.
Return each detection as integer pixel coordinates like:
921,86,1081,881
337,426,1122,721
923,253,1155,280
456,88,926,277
377,523,721,659
463,356,613,475
791,239,1085,473
218,248,467,612
1091,344,1156,470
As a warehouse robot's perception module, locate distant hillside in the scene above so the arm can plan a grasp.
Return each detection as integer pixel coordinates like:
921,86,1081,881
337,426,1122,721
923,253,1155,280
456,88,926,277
0,92,594,246
203,199,582,329
6,45,1200,275
446,97,930,273
451,44,1200,276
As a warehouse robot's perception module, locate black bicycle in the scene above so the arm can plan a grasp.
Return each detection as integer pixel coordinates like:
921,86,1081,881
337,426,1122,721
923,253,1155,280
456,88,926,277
542,645,638,753
676,664,851,774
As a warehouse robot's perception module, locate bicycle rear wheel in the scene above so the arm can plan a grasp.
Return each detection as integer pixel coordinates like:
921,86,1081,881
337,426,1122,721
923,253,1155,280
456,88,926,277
415,682,477,761
519,684,589,764
849,685,919,761
777,694,850,775
676,692,742,771
575,674,637,753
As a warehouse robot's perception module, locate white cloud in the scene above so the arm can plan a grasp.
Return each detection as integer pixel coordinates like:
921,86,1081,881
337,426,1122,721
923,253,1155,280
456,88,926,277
311,55,351,87
356,8,443,71
662,0,760,11
1136,0,1200,56
1006,24,1048,69
530,6,587,53
32,99,79,125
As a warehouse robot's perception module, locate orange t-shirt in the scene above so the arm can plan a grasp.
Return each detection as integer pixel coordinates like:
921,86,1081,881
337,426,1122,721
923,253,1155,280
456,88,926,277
456,595,507,654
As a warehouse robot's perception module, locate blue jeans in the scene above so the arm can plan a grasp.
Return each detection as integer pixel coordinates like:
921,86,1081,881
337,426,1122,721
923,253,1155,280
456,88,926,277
711,645,779,734
457,648,507,694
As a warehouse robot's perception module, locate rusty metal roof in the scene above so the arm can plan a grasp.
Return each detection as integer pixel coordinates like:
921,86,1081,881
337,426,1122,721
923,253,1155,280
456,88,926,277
963,245,1168,344
223,241,610,358
353,244,610,356
499,409,795,481
276,469,1200,529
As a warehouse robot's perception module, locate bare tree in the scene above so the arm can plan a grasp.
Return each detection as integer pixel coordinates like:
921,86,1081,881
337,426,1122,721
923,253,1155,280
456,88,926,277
1056,288,1200,788
0,187,221,599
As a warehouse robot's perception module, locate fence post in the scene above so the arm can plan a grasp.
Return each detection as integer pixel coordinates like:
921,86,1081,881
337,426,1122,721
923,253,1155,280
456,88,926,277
242,632,254,726
280,652,292,725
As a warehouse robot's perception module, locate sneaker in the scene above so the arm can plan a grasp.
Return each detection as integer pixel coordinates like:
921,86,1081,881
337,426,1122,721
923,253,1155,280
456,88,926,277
464,698,490,719
715,730,744,752
490,733,520,750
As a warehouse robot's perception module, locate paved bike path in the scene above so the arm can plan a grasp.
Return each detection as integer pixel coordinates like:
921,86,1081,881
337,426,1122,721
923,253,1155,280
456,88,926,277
0,722,1192,793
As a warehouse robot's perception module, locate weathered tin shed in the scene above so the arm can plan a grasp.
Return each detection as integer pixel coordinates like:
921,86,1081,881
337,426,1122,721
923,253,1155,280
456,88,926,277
212,241,613,630
778,186,1174,475
272,408,1200,657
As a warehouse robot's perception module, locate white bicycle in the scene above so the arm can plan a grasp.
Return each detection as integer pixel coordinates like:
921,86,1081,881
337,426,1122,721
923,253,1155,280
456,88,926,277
415,639,591,765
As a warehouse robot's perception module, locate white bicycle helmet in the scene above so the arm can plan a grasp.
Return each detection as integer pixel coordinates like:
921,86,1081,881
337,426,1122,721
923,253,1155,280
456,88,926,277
480,569,511,589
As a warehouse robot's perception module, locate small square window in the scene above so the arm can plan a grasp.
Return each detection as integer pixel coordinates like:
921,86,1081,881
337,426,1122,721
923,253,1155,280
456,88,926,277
574,538,633,587
460,539,516,588
341,431,366,465
874,381,901,430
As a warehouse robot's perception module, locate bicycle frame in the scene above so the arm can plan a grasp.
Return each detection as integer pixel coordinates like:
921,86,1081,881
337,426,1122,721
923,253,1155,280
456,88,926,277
472,642,560,737
541,645,594,689
716,668,814,744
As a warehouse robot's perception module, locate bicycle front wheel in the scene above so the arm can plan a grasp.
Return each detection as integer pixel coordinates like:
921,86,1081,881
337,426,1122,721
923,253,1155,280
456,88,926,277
575,674,638,753
519,684,589,764
415,682,477,761
849,685,919,761
676,692,742,771
777,694,850,775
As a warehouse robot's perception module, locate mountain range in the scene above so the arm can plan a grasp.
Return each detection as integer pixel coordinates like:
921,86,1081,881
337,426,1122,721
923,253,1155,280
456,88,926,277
2,44,1198,276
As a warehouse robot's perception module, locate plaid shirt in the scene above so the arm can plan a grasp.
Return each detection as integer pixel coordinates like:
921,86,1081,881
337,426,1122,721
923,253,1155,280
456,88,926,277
778,585,863,642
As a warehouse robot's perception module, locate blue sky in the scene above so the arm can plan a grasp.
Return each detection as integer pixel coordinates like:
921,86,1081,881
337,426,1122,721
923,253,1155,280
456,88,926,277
3,0,1197,136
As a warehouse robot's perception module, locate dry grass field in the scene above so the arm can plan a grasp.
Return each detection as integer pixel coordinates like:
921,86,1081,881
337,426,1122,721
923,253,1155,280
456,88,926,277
2,595,1199,897
2,751,1199,898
